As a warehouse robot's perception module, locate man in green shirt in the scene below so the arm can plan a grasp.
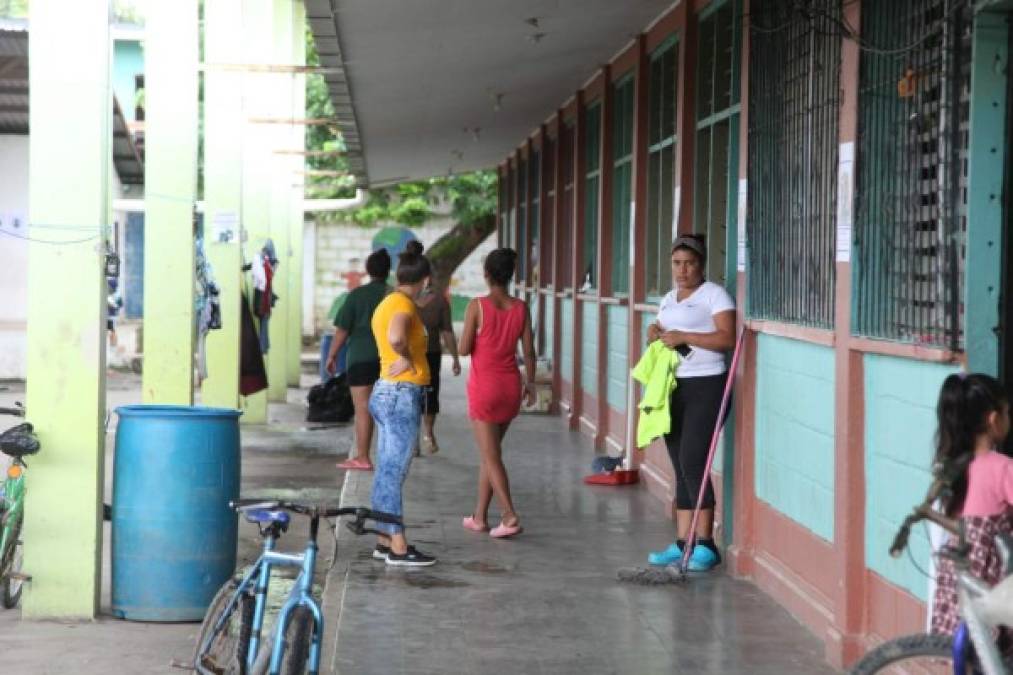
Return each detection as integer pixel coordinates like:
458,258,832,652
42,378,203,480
325,249,391,470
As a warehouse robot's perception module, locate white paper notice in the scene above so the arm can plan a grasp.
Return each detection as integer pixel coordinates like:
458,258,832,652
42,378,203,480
629,201,637,266
210,210,239,244
836,142,855,262
737,179,747,271
672,187,681,238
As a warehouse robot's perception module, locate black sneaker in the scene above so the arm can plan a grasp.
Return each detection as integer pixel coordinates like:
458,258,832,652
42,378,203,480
372,544,390,561
385,545,437,567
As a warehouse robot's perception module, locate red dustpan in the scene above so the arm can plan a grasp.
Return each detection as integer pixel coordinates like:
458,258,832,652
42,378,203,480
583,469,639,486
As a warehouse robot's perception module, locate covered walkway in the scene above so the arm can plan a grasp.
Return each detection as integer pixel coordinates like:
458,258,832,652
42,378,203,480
321,360,834,675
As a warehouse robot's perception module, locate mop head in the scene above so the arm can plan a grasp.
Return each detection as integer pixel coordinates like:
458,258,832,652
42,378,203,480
616,564,687,585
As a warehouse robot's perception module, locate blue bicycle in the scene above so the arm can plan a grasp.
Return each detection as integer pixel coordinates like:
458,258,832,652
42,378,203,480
192,499,400,675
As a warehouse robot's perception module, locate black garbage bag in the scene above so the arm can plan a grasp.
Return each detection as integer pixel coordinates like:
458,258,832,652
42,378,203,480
307,374,354,423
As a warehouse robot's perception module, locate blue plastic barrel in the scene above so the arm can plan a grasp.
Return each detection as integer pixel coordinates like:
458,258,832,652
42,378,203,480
111,405,242,622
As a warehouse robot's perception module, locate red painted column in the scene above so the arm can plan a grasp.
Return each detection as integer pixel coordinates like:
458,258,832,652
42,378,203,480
627,36,650,462
728,0,756,579
827,1,866,668
596,65,614,449
569,91,586,430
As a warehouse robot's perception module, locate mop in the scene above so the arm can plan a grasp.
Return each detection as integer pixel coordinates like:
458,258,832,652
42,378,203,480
617,329,746,585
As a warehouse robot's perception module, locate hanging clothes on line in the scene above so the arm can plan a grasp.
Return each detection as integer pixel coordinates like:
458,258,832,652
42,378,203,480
240,289,268,396
250,239,279,355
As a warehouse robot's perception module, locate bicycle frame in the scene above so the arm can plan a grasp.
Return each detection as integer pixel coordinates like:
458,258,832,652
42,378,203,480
0,459,25,558
197,516,325,675
953,570,1006,675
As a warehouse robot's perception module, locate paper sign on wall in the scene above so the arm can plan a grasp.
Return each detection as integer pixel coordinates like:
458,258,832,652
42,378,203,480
629,201,637,266
210,210,239,244
672,187,681,238
836,141,855,263
737,179,747,272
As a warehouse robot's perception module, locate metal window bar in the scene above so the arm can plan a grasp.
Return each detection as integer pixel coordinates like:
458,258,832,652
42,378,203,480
747,0,841,328
612,74,635,295
529,149,541,287
543,137,556,289
561,122,575,288
853,0,971,350
646,39,679,299
583,103,602,291
516,159,528,281
695,1,740,287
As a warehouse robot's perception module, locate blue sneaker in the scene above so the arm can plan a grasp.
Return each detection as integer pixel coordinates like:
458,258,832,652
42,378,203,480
686,545,720,571
647,543,683,566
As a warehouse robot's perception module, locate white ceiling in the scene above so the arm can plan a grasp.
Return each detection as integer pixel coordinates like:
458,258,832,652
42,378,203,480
315,0,676,185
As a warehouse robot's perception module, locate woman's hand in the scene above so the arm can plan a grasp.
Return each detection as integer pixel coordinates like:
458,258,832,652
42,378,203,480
324,354,337,376
646,322,662,344
660,330,686,351
523,382,537,407
452,357,462,376
388,356,416,378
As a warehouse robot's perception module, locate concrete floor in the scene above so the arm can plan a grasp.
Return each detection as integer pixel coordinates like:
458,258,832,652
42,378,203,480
323,363,837,675
0,367,839,674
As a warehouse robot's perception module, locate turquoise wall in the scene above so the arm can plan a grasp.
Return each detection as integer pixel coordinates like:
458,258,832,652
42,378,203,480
561,299,574,382
605,305,628,410
113,39,144,122
543,298,554,365
581,303,599,395
864,355,959,601
755,334,836,542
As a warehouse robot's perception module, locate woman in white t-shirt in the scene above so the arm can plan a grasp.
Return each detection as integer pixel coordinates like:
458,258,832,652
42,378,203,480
645,234,736,572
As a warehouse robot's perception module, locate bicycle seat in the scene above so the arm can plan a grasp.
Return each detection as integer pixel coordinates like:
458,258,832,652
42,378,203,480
0,423,39,458
243,509,291,529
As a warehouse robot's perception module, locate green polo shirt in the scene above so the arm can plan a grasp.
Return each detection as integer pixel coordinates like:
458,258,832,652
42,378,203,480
334,280,389,367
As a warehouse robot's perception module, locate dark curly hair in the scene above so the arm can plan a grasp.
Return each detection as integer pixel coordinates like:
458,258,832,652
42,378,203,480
396,240,431,284
365,248,391,280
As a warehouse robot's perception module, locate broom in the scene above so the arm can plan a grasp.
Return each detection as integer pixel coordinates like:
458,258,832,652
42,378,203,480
617,329,745,585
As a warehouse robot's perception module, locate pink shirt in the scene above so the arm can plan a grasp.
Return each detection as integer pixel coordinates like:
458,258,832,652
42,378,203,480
963,450,1013,517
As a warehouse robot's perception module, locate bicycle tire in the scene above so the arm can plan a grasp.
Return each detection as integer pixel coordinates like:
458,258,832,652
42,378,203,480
250,606,315,675
850,633,956,674
1,513,23,609
193,578,254,675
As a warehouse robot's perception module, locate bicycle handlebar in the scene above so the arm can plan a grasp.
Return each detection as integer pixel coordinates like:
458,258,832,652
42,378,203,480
229,499,402,527
0,404,25,418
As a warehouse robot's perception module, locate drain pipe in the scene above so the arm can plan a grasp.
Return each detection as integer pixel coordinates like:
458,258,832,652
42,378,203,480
302,189,367,213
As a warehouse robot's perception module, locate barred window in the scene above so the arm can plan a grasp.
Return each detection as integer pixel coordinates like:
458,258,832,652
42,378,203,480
528,149,541,286
612,74,635,295
694,0,740,287
853,0,971,350
542,136,556,288
747,1,841,327
582,101,602,292
645,37,679,299
516,158,528,281
561,121,575,289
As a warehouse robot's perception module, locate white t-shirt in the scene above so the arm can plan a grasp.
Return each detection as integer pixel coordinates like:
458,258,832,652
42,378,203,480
655,281,735,378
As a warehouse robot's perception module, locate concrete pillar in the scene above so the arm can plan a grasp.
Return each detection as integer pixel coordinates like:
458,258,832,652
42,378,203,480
22,0,110,618
265,0,293,402
287,1,307,388
202,0,245,411
142,0,199,405
239,0,274,422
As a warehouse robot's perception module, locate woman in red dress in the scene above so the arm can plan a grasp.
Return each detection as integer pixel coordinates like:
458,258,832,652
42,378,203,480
458,248,536,538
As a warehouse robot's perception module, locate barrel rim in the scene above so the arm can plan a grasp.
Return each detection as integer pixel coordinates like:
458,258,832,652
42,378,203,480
114,404,243,419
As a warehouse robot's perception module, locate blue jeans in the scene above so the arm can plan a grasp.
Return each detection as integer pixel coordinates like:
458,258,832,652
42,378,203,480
368,380,423,535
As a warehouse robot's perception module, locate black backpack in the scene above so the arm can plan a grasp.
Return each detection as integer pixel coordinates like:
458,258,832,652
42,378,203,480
306,374,355,423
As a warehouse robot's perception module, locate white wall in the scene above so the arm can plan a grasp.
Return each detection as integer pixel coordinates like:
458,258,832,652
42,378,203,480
0,135,30,379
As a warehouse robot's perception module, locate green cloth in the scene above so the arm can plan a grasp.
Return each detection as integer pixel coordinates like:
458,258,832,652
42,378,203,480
631,341,680,448
334,280,389,366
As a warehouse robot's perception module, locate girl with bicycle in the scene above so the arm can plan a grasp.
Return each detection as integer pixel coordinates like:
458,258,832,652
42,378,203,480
931,373,1013,643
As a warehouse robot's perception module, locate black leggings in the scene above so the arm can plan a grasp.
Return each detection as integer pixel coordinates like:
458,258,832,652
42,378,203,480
664,374,727,510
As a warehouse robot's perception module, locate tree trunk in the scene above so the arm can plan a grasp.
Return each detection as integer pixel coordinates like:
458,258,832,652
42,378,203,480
426,213,496,292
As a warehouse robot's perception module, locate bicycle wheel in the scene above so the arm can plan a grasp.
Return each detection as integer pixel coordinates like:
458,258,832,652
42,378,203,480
250,606,315,675
1,512,23,609
193,578,254,675
850,633,959,675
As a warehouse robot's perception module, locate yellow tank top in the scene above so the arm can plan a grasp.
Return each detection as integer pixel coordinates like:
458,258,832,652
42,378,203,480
371,291,431,386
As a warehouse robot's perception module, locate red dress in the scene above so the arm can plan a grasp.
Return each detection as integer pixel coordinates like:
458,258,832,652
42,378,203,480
467,296,526,423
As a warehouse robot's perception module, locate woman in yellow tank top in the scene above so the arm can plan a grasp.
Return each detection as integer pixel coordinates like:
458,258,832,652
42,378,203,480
366,241,435,567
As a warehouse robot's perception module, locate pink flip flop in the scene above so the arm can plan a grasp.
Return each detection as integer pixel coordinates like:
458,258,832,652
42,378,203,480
336,457,373,471
489,522,523,539
462,516,489,533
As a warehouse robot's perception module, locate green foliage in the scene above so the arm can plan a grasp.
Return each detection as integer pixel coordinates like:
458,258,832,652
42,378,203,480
337,170,497,229
0,0,27,18
304,27,355,200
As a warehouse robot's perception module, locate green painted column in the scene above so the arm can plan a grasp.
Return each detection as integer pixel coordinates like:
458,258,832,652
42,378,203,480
239,0,274,423
22,0,110,618
287,1,307,388
965,12,1008,375
142,0,199,405
202,0,245,411
265,0,293,402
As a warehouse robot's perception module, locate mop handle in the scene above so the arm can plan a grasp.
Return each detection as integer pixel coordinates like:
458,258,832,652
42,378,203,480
680,328,746,574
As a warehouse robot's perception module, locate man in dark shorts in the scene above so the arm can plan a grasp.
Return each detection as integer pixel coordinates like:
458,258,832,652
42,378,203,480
325,249,391,470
